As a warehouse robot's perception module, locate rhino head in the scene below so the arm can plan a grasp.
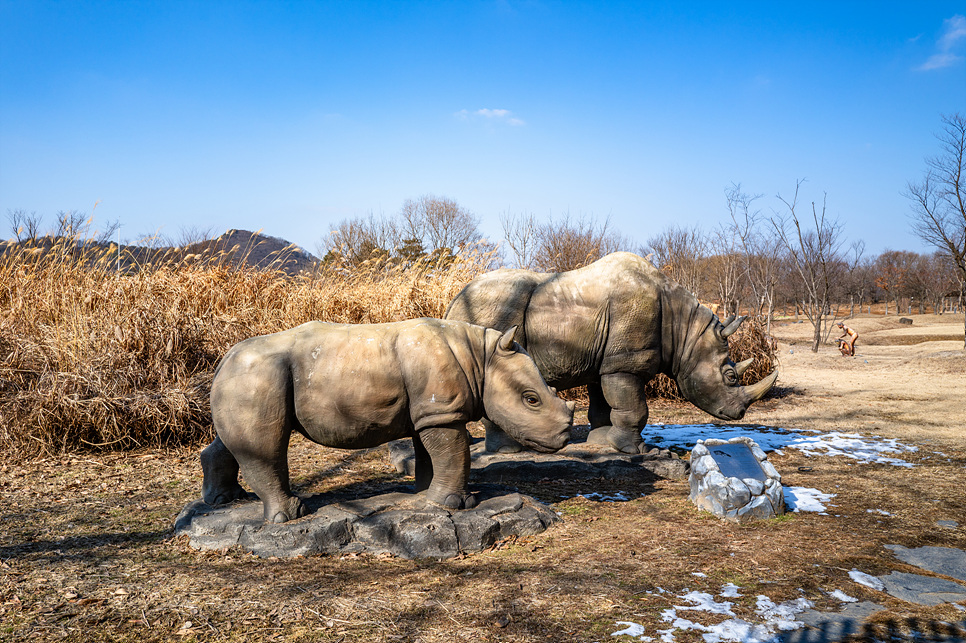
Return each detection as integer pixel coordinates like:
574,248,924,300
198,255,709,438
483,326,574,452
671,312,779,421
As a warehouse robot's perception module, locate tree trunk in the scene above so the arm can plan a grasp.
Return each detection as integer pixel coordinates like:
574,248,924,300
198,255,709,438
765,294,774,336
810,302,822,353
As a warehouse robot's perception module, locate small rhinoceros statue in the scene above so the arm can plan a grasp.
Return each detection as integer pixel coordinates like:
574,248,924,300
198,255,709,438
445,252,778,454
200,318,574,523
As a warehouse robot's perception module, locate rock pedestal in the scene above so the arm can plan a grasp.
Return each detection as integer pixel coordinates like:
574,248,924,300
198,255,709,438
175,484,558,559
389,432,689,484
689,437,784,523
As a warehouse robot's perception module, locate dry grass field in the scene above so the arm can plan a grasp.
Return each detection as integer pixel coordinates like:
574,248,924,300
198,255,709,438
2,249,964,642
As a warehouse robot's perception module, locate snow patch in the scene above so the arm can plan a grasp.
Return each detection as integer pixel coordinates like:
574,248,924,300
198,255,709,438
848,570,885,591
640,424,917,466
783,487,836,513
575,491,631,502
612,586,813,642
829,589,858,603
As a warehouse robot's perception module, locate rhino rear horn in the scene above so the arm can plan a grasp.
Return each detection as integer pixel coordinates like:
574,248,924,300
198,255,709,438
721,315,746,338
735,358,754,378
498,326,518,353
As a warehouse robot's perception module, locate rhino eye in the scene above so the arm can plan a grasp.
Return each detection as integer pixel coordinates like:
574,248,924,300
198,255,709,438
723,369,738,385
523,392,541,407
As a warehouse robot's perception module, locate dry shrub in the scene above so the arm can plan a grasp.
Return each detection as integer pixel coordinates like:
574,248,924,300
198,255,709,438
0,239,492,457
645,315,777,401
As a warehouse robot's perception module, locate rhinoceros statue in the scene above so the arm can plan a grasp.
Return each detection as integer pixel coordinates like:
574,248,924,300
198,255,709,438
445,252,778,454
201,318,574,523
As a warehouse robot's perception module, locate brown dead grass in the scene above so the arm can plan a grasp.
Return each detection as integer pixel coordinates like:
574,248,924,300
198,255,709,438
0,240,493,456
1,427,964,642
3,315,966,643
1,244,777,457
2,254,964,641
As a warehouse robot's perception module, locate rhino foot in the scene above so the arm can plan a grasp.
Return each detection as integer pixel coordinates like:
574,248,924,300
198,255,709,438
264,496,307,524
587,426,646,454
425,491,478,510
203,483,247,506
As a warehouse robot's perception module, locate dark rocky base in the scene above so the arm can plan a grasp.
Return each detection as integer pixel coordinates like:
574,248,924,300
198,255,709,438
389,431,689,484
174,484,558,559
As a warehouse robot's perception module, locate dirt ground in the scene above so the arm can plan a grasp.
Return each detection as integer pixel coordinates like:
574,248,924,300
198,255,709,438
1,313,964,642
677,312,966,444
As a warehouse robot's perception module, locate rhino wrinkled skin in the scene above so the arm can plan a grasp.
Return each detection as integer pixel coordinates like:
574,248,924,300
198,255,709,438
445,252,778,454
201,318,574,523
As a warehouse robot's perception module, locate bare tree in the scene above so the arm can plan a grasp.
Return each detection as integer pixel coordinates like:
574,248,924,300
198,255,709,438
906,113,966,347
500,210,539,269
875,250,918,315
399,195,481,254
317,212,398,266
7,209,43,242
644,225,708,300
704,229,744,318
54,210,87,240
175,225,215,248
723,184,784,332
771,180,846,352
840,241,868,317
532,213,628,272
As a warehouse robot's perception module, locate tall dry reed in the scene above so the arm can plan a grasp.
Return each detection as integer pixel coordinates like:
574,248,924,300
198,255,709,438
0,238,493,456
1,237,776,457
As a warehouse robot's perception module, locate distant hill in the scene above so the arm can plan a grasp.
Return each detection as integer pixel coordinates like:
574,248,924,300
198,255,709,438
0,229,320,276
172,229,319,275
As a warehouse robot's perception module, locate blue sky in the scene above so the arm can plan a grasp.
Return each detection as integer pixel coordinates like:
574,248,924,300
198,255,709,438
2,1,964,257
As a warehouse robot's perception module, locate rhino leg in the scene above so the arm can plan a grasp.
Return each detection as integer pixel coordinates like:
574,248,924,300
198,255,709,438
415,422,477,509
201,436,247,505
482,418,524,454
587,382,612,429
586,373,649,454
412,431,433,492
215,381,307,523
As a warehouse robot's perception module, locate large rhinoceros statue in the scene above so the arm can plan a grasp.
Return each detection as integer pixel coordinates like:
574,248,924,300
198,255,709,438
445,252,778,454
201,318,574,523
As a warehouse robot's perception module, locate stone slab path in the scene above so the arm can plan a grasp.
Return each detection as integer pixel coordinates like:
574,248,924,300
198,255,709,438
785,544,966,642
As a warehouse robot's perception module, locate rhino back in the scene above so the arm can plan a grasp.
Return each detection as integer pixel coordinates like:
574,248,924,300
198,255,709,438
288,319,485,445
523,253,665,385
281,322,411,447
445,268,550,342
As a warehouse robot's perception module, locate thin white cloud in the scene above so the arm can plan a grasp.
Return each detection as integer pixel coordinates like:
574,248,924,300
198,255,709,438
455,108,525,126
919,52,963,71
917,14,966,71
938,14,966,50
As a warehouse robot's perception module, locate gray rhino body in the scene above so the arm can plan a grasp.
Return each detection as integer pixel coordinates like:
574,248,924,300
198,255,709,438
444,252,777,454
201,318,574,523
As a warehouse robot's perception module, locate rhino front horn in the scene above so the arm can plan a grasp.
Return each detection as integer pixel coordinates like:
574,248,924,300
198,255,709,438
721,315,746,338
743,369,779,402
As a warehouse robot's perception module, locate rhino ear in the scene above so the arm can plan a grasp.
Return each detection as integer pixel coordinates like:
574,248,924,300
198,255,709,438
498,326,518,353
